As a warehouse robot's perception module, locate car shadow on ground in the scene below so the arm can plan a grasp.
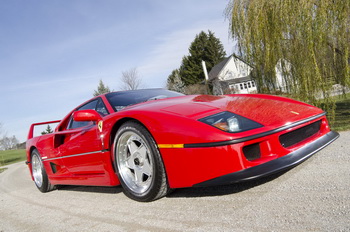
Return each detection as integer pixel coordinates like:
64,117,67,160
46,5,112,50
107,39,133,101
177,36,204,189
52,169,290,198
167,170,289,199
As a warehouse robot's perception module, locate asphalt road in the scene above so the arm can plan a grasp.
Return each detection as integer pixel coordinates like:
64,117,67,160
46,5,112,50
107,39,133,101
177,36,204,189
1,131,349,232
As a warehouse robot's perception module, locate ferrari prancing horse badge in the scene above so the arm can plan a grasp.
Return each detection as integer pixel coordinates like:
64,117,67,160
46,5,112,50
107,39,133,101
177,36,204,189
98,121,103,132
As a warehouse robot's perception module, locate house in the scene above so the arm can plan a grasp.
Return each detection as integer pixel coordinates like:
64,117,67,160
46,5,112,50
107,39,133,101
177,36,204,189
208,55,257,95
209,55,349,98
209,55,294,95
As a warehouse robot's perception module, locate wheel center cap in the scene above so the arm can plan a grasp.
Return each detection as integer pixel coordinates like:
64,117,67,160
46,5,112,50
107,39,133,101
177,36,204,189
134,158,143,166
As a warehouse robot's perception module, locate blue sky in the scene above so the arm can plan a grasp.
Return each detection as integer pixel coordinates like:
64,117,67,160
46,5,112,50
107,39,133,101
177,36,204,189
0,0,234,142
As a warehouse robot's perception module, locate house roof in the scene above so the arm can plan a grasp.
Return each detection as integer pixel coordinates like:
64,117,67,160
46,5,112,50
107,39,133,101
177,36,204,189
208,56,231,80
208,54,251,81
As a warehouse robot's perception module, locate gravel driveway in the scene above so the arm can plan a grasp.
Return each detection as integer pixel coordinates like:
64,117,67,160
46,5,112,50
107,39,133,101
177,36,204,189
1,131,349,232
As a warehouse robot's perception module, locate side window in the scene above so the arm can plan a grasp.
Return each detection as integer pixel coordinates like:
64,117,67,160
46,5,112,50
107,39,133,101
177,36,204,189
68,100,98,129
79,100,98,111
96,99,108,116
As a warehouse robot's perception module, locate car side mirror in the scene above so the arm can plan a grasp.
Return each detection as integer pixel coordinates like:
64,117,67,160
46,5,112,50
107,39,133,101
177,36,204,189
73,110,102,122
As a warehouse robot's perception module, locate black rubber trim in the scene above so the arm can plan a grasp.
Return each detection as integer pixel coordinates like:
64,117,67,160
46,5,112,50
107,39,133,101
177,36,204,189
185,112,326,148
193,130,339,187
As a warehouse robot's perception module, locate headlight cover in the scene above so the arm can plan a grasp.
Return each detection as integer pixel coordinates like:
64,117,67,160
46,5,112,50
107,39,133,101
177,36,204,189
199,111,263,133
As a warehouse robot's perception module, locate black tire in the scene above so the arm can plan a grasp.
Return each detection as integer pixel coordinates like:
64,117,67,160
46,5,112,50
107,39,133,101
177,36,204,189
31,149,55,193
113,121,169,202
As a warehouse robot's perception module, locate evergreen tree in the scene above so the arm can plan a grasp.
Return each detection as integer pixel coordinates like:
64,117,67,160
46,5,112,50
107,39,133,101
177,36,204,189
167,69,185,93
94,79,111,96
178,30,226,86
41,125,53,135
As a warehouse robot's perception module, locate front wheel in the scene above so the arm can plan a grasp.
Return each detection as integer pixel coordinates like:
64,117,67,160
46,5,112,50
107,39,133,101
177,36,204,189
31,149,55,193
114,121,169,202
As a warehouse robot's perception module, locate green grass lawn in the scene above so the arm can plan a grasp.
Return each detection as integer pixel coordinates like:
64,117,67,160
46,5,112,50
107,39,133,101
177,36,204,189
0,149,26,167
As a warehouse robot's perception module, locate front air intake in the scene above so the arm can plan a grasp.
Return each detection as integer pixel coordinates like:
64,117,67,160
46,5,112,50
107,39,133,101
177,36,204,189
243,143,261,161
279,120,321,148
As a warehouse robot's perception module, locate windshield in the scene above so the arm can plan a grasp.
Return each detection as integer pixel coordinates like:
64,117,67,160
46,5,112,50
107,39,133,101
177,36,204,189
105,89,184,112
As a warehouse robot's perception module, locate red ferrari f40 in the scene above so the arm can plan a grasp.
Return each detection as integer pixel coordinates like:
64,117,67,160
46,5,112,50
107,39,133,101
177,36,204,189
26,89,339,201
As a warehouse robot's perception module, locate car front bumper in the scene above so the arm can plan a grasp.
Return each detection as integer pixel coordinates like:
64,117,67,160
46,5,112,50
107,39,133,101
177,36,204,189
193,130,339,187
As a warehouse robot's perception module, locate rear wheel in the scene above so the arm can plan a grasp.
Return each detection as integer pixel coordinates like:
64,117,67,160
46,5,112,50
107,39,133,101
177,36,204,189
31,149,54,192
114,121,169,202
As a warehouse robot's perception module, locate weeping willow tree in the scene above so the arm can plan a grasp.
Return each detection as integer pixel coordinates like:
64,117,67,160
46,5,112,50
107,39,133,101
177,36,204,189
226,0,350,122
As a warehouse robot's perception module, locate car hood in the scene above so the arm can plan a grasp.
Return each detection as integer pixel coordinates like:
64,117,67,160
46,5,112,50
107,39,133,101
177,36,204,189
156,94,324,127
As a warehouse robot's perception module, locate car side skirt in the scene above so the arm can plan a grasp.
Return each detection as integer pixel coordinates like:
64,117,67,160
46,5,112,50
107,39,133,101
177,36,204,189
193,130,339,187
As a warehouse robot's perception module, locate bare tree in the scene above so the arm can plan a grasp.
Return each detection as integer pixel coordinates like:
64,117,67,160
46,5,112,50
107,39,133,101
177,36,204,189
0,122,5,136
0,123,6,150
120,67,142,90
0,123,19,150
0,136,19,150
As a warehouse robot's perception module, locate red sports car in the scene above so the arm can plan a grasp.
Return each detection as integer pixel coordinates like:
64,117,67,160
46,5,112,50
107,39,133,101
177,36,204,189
26,89,339,201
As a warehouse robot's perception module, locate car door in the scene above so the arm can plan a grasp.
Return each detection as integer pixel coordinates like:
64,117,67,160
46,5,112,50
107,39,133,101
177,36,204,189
58,98,108,175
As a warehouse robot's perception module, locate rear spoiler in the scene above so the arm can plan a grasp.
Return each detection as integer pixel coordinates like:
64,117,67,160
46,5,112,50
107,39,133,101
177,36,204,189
27,120,61,140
